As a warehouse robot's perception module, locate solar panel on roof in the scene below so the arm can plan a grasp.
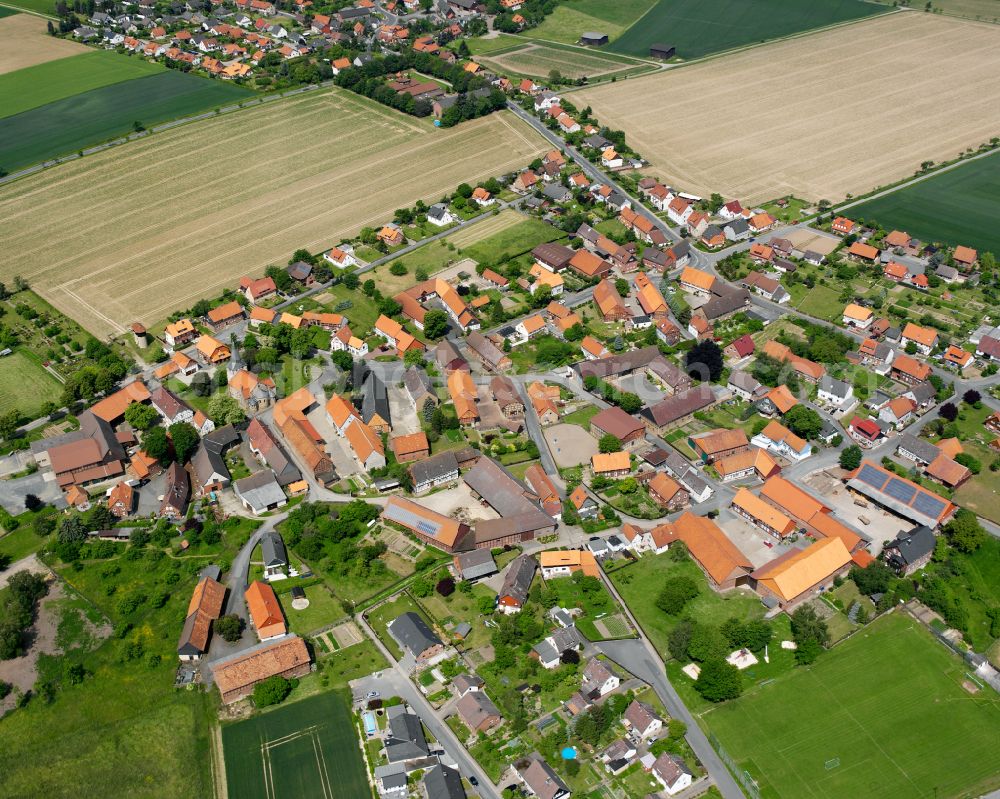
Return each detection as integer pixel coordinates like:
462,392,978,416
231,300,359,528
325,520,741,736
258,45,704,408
416,520,437,535
884,478,917,504
857,463,888,490
912,491,946,520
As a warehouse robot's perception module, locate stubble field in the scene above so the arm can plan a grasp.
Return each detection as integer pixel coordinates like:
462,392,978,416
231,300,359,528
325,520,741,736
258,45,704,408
0,89,544,336
0,12,89,74
576,12,1000,204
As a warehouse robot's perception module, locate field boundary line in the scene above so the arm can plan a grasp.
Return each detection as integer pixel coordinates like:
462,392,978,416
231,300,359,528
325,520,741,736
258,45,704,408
0,2,58,19
311,729,334,799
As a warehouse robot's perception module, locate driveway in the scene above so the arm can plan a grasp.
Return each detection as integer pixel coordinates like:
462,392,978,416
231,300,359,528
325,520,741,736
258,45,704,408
0,471,64,514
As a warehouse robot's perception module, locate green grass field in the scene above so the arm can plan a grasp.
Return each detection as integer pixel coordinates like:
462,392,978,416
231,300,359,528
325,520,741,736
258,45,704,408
845,151,1000,254
0,349,63,417
459,217,566,267
705,614,1000,799
607,0,887,59
610,551,764,655
529,0,656,45
0,70,251,170
222,691,368,799
0,50,164,119
0,0,57,15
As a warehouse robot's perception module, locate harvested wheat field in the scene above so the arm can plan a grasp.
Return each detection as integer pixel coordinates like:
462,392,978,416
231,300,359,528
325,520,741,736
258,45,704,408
577,12,1000,204
481,43,636,80
0,89,544,336
0,13,89,74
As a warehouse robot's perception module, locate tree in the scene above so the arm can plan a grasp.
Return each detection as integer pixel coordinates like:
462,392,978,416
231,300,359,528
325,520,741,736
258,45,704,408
687,623,728,662
560,648,580,664
655,576,699,615
684,339,723,382
667,619,694,661
0,410,20,440
435,577,455,596
389,262,408,276
123,402,159,431
142,427,171,465
423,309,449,340
343,272,359,290
694,658,742,702
58,516,87,544
24,494,43,512
253,675,293,707
790,604,829,661
618,392,642,414
213,614,243,643
839,444,862,471
944,508,986,553
190,372,212,397
614,278,629,297
939,402,958,421
208,395,247,425
963,389,981,406
849,560,894,595
598,433,621,454
955,452,982,475
168,422,199,464
783,405,823,440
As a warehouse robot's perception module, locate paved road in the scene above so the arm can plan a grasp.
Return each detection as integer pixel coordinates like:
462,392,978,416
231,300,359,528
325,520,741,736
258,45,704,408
354,611,500,798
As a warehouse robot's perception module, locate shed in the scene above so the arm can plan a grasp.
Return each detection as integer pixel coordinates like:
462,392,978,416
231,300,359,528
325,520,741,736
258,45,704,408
580,31,608,45
649,43,675,59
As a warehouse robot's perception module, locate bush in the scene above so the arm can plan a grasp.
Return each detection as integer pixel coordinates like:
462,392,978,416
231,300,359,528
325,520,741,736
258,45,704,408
694,658,742,702
435,577,455,597
253,675,293,707
655,576,699,615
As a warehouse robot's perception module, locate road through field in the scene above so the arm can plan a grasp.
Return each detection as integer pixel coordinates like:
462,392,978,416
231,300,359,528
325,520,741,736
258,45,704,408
0,89,545,336
577,11,1000,203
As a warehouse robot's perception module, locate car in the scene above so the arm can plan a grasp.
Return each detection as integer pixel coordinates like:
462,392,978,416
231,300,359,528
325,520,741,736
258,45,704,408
366,690,380,699
469,776,479,786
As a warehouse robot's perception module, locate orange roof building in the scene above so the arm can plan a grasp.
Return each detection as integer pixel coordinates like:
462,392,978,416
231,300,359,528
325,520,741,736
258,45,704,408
213,636,311,704
448,369,479,426
383,495,470,552
751,537,852,608
195,335,231,363
764,384,799,415
591,451,631,476
390,431,430,463
679,267,715,294
246,580,287,641
539,549,599,578
672,512,753,590
178,576,226,660
731,487,796,538
90,381,151,424
901,322,938,353
848,242,879,261
714,447,781,482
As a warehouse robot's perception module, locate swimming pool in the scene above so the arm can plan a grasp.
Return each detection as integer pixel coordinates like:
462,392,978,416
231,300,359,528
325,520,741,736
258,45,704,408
561,746,577,760
362,711,377,736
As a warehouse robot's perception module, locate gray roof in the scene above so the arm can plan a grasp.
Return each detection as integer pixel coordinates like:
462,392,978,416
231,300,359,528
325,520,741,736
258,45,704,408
234,470,285,512
819,375,851,399
384,708,429,762
725,218,749,234
454,548,497,580
660,448,711,497
191,442,230,488
516,754,570,799
641,385,715,427
576,222,600,244
466,331,508,369
885,525,936,568
410,450,459,486
935,264,959,279
374,762,407,789
576,344,662,380
456,690,501,728
701,285,750,320
728,369,762,394
464,456,538,517
361,373,391,428
387,612,441,659
542,184,570,201
498,554,536,606
260,531,287,568
423,765,466,799
428,203,450,221
404,365,434,402
584,134,611,149
896,434,940,464
904,381,936,404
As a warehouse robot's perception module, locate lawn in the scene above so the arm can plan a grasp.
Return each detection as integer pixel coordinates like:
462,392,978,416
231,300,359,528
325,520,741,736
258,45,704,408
459,217,566,269
544,573,633,641
0,49,163,119
222,690,368,799
415,582,495,650
609,551,764,655
320,638,387,682
364,592,436,661
528,0,657,45
0,0,58,14
280,581,346,635
846,149,1000,254
464,32,524,55
925,536,1000,652
703,613,1000,799
559,404,600,428
0,349,63,417
607,0,887,60
480,40,640,80
0,70,252,171
791,283,844,322
322,281,381,336
0,5,17,15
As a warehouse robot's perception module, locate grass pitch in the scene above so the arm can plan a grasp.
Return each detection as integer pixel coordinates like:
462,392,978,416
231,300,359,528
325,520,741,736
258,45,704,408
222,691,367,799
608,0,886,59
0,349,62,416
0,49,163,117
0,88,544,336
845,150,1000,253
704,614,1000,799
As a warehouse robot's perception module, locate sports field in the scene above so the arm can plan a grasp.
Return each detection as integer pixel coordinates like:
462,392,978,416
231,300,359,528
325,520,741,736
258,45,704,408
704,614,1000,799
0,49,164,117
844,150,1000,253
0,70,250,171
607,0,886,59
528,0,656,45
480,41,639,79
222,691,367,799
0,12,88,74
577,13,1000,203
0,89,544,336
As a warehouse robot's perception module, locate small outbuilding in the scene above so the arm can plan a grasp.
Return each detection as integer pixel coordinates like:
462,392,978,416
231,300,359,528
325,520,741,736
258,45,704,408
580,31,608,46
649,43,675,60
